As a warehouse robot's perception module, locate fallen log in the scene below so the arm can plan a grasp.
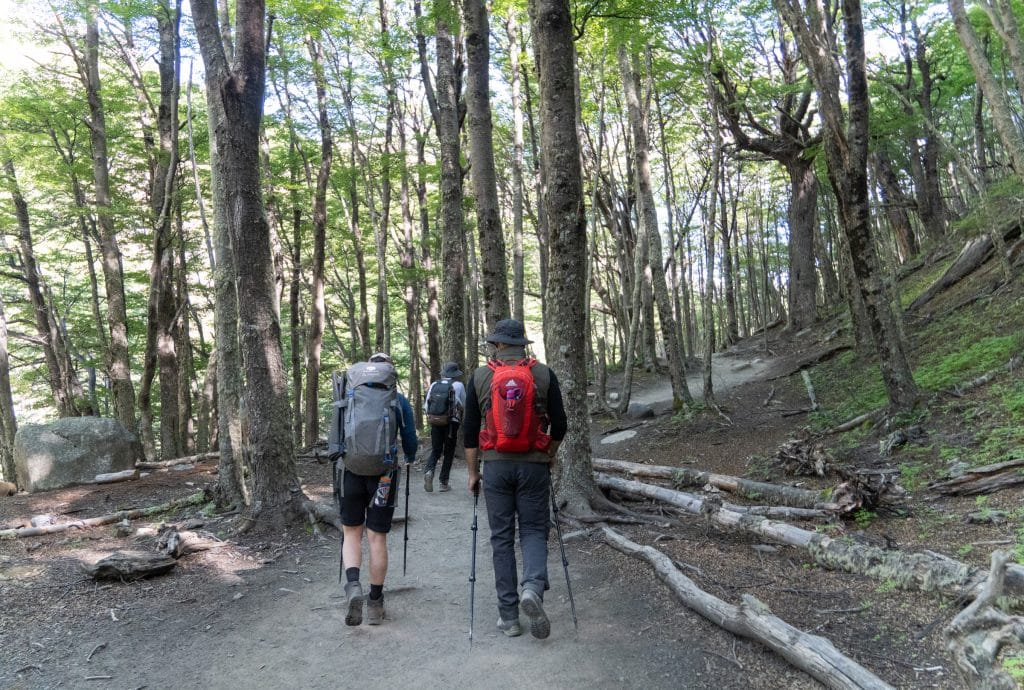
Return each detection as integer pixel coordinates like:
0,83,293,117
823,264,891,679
602,526,894,689
595,474,1024,600
0,492,206,539
825,409,883,435
909,235,993,311
593,458,835,510
945,551,1024,689
157,528,225,558
949,355,1023,397
930,458,1024,497
83,550,177,581
93,469,140,484
136,452,218,470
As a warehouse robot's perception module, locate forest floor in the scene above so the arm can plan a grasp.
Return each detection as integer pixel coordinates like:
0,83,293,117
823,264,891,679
2,251,1023,689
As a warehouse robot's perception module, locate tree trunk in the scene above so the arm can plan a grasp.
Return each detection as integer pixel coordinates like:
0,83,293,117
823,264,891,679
464,0,509,332
506,16,526,322
193,0,303,529
0,293,18,485
529,0,600,513
303,35,331,448
776,0,919,410
872,151,918,263
80,9,137,430
435,0,466,371
618,45,693,407
785,159,819,330
1,151,85,417
949,0,1024,179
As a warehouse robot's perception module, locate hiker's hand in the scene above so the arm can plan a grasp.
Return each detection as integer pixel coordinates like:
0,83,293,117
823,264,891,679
546,440,561,458
404,455,414,466
468,470,481,495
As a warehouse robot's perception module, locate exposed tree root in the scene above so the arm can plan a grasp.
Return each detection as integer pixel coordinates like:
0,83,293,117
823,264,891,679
945,551,1024,689
602,525,895,689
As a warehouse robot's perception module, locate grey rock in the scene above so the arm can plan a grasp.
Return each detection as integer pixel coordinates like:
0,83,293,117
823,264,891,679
14,417,143,492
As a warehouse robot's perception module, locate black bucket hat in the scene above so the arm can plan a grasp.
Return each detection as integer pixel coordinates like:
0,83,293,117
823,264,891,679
441,361,463,378
484,319,533,346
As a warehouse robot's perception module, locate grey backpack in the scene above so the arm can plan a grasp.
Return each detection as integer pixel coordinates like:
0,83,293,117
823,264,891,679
331,361,402,477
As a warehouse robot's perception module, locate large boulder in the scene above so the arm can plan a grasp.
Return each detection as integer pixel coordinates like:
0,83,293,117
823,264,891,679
14,418,143,492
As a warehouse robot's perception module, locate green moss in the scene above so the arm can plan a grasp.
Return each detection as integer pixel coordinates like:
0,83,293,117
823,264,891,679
914,334,1023,391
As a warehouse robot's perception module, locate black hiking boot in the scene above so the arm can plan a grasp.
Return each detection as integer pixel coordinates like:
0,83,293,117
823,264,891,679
520,589,550,640
345,581,364,626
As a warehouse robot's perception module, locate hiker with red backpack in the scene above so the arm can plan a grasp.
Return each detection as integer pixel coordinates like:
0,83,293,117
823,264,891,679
332,352,418,626
423,361,466,493
463,319,567,639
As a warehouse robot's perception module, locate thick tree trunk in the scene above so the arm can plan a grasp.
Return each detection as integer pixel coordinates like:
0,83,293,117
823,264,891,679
303,35,331,448
436,0,466,370
464,0,509,332
193,0,303,529
776,0,919,410
786,159,819,330
530,0,599,513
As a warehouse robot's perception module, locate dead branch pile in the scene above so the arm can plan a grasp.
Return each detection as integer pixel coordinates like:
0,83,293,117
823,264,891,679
771,433,832,476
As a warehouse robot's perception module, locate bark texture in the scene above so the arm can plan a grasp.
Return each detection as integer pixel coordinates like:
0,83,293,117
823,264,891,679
193,0,303,529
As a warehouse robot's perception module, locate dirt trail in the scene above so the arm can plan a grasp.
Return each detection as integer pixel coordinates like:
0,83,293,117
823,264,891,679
85,465,708,690
631,352,775,408
4,350,805,690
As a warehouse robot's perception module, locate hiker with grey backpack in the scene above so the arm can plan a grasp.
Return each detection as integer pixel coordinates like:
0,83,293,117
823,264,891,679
327,352,417,626
423,361,466,493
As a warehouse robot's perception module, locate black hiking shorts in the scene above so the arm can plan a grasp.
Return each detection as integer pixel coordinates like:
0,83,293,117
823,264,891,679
340,469,398,533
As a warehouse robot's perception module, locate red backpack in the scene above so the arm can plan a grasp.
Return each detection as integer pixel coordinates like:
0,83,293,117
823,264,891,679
480,358,552,453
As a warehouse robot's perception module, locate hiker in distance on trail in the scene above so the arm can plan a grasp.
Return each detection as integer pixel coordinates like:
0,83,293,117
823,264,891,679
333,352,418,626
423,361,466,493
464,319,567,639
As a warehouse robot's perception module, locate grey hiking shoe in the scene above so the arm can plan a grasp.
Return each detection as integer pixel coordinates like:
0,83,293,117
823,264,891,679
366,596,385,625
424,470,434,492
344,581,364,626
520,589,550,639
439,483,451,492
497,617,522,637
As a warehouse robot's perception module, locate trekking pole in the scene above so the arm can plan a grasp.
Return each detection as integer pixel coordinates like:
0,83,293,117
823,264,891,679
469,487,479,647
550,491,579,632
403,462,411,576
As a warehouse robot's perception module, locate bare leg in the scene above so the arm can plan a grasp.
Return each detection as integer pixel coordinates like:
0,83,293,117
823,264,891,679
343,524,364,570
367,528,388,585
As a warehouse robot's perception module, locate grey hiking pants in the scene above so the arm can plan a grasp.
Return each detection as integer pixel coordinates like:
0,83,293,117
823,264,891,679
482,460,550,621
